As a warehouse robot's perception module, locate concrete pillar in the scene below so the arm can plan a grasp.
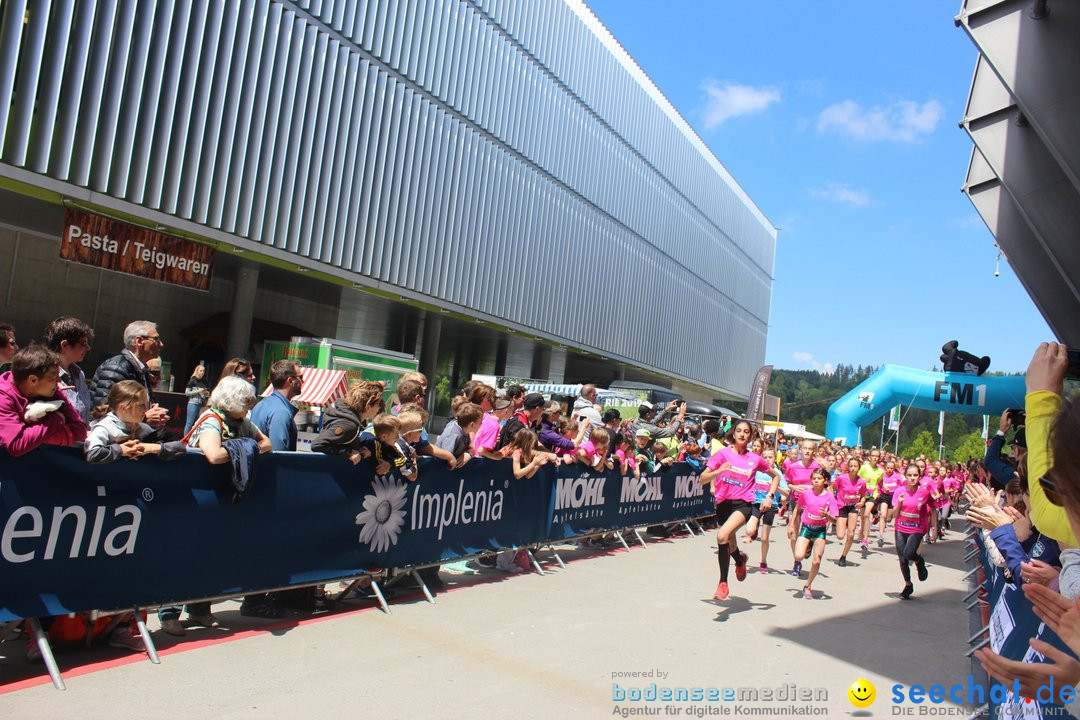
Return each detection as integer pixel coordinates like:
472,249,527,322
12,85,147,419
226,265,260,359
548,347,567,383
494,336,509,375
418,312,442,407
531,344,551,380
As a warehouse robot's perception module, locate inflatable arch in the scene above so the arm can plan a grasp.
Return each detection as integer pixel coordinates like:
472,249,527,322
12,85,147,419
825,365,1027,446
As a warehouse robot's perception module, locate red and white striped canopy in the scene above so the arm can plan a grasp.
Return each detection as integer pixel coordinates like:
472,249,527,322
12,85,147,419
261,367,348,408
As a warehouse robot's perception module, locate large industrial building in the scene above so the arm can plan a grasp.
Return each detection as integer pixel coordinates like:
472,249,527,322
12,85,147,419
0,0,775,411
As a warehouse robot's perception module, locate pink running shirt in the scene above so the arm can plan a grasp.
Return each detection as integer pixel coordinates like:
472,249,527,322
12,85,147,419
797,489,838,528
707,446,772,504
892,486,933,534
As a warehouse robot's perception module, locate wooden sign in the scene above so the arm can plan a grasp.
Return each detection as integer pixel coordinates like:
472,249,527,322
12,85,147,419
60,209,215,291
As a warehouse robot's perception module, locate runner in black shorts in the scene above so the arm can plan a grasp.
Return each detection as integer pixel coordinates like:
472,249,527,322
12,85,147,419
699,421,782,601
833,458,868,567
875,460,903,547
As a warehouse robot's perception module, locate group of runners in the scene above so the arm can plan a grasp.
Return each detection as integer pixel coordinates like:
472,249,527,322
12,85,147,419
699,421,965,602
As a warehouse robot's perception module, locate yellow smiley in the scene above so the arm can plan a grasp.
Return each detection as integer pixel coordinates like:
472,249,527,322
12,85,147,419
848,678,876,708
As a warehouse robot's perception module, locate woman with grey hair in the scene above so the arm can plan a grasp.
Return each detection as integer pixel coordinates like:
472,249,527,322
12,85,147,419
185,375,271,463
159,376,272,634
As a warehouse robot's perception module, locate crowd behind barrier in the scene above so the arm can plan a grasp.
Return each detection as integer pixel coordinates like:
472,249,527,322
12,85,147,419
0,448,713,622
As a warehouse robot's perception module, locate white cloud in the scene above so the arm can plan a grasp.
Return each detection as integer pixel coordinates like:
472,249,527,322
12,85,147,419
809,182,870,207
700,80,781,129
793,352,834,374
817,98,944,142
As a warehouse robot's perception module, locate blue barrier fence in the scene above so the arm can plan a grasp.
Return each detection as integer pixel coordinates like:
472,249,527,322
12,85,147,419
0,448,714,622
970,531,1077,719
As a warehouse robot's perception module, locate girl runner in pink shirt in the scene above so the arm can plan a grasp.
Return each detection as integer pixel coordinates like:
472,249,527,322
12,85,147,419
788,468,839,599
834,458,868,567
698,420,782,602
875,460,904,546
890,463,937,599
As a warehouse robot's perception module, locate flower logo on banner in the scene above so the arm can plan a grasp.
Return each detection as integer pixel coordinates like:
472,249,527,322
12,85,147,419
355,475,408,553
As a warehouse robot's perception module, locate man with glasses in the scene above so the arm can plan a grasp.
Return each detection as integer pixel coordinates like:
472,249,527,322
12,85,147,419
250,360,303,452
90,320,170,428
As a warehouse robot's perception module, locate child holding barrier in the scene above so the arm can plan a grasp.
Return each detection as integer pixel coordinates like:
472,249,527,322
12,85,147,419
508,428,549,479
84,380,186,463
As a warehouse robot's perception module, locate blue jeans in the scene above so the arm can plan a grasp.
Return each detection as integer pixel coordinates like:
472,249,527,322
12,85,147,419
183,402,204,435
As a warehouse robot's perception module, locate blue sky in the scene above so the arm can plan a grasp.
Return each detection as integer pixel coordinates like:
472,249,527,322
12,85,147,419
584,0,1052,374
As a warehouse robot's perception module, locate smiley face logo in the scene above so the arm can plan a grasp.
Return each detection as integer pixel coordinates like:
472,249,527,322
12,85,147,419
848,678,876,708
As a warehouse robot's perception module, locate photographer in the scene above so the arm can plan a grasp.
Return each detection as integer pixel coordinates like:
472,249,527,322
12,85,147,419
631,399,686,440
984,408,1025,490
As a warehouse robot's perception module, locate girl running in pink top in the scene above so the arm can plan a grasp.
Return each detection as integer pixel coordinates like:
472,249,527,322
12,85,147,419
788,468,839,599
834,458,868,567
698,420,782,601
875,460,904,546
890,463,937,599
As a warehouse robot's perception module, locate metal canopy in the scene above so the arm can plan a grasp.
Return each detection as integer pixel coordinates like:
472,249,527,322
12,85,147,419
958,0,1080,345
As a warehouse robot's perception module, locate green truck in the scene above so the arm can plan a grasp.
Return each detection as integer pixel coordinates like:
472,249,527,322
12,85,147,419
261,337,418,403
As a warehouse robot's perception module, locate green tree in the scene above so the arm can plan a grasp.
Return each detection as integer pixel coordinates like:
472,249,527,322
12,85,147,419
902,430,938,460
952,431,987,463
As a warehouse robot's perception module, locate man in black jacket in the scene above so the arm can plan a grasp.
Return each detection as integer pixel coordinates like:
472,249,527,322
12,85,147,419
89,320,170,428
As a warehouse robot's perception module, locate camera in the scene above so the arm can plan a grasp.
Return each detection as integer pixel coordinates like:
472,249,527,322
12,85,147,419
1069,349,1080,380
1006,408,1026,427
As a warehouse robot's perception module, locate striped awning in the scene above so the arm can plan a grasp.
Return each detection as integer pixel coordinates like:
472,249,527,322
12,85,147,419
261,367,348,408
523,383,582,396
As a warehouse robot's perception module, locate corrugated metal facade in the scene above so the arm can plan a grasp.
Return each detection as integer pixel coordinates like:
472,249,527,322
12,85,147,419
0,0,775,394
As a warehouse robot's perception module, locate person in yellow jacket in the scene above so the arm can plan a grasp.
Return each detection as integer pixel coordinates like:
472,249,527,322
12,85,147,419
1025,342,1077,547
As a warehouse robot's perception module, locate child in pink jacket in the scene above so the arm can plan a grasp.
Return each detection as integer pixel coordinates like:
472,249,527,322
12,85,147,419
0,344,87,456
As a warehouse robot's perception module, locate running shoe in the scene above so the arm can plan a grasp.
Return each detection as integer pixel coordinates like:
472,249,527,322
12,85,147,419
837,556,848,567
713,582,730,601
877,537,885,548
758,563,768,575
860,538,869,549
900,583,914,600
734,552,748,582
916,559,929,582
791,561,802,577
802,586,813,600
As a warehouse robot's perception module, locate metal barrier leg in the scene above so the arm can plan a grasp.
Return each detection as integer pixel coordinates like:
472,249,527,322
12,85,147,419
962,587,982,602
693,520,705,535
545,545,566,569
28,619,65,691
616,533,631,551
968,624,990,644
527,549,545,575
411,569,436,604
132,610,160,665
633,528,648,548
369,580,391,614
683,522,695,537
963,567,980,581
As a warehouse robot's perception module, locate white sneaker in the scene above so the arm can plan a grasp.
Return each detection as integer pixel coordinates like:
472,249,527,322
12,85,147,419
108,626,145,652
160,619,186,636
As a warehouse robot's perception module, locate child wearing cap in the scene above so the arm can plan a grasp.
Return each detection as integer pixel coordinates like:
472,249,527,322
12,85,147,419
633,428,657,473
